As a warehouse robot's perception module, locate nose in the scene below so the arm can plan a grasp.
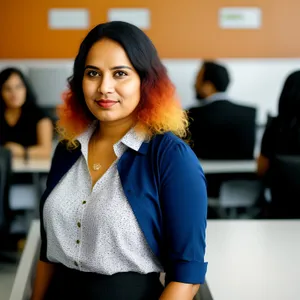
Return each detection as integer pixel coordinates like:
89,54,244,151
9,90,17,98
97,74,114,96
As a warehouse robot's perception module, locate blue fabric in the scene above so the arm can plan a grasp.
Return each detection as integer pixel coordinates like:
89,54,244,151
39,132,208,284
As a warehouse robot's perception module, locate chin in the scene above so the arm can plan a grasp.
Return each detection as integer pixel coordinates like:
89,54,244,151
8,103,24,109
95,112,120,123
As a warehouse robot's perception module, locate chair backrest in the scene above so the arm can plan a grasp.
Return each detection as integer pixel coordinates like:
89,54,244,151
0,147,12,231
270,155,300,217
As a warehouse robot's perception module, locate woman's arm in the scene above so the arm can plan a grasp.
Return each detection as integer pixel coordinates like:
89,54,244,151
257,154,270,177
28,118,53,159
160,282,200,300
4,118,53,159
31,260,56,300
159,140,208,295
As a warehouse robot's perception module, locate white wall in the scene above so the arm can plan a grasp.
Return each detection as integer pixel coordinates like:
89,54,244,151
1,58,300,124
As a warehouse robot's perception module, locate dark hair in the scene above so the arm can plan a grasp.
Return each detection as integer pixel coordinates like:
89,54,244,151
68,21,166,119
58,21,188,146
268,71,300,153
0,67,38,115
202,61,230,92
278,71,300,123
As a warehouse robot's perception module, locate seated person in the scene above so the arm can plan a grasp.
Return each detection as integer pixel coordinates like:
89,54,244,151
258,70,300,176
0,67,53,159
188,61,256,160
257,71,300,218
0,68,53,228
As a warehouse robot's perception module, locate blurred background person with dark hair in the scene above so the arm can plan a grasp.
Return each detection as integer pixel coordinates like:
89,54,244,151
258,70,300,177
257,71,300,219
188,61,256,160
0,67,53,242
188,61,257,202
0,67,53,159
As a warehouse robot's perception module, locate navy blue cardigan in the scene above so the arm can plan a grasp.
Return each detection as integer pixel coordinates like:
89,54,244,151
39,132,208,284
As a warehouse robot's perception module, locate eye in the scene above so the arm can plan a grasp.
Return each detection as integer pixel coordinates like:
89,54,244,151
16,84,24,89
87,70,100,77
114,71,127,77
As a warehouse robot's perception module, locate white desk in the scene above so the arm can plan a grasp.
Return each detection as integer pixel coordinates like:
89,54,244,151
200,160,256,174
11,220,212,300
12,158,51,173
9,220,40,300
205,220,300,300
12,157,256,174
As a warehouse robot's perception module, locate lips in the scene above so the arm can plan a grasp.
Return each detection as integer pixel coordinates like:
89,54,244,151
95,99,118,108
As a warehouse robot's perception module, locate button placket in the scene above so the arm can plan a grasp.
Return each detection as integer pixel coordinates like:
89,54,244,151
75,196,87,269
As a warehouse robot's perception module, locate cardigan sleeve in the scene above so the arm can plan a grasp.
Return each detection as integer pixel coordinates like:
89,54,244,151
160,140,208,284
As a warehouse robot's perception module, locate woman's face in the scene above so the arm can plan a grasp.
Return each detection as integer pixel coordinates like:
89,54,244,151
82,38,141,124
1,73,27,109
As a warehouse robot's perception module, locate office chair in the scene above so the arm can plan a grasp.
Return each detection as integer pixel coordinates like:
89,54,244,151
0,147,12,231
269,155,300,218
0,147,17,261
218,179,261,219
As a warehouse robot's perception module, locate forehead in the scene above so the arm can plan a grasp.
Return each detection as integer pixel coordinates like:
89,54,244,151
85,39,132,67
4,73,23,86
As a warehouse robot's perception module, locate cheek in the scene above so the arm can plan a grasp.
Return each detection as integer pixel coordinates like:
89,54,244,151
82,79,96,98
1,91,9,102
19,89,26,101
82,80,89,96
2,91,14,104
119,81,140,103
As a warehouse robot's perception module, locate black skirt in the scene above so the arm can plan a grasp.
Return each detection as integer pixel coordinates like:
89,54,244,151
44,264,164,300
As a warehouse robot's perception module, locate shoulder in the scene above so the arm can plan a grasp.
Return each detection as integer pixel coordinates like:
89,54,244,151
188,106,206,119
188,106,201,114
150,132,189,150
264,117,279,136
149,132,199,165
24,105,50,123
229,101,256,113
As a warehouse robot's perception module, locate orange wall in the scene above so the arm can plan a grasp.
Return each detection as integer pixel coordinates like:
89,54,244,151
1,0,300,58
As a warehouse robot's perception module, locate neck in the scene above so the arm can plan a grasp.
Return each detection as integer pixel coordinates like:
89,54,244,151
5,106,22,115
96,116,136,143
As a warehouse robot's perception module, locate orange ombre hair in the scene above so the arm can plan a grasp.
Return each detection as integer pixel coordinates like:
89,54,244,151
56,21,188,148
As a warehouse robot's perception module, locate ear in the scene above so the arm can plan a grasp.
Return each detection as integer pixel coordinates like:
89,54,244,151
202,81,216,96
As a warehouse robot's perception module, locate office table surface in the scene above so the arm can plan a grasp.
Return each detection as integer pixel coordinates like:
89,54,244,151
205,220,300,300
12,220,298,300
12,158,51,173
200,160,256,173
12,157,256,174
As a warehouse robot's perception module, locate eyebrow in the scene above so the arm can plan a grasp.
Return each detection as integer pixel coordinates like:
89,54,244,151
84,65,133,71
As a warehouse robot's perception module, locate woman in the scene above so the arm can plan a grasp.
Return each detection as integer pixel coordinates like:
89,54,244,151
257,71,300,177
257,71,300,218
32,21,207,300
0,67,53,159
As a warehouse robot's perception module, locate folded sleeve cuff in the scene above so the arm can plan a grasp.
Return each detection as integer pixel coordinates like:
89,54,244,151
167,261,208,284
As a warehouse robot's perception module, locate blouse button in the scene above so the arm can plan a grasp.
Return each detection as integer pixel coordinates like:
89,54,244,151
82,201,86,204
77,222,81,228
74,261,78,267
76,240,80,244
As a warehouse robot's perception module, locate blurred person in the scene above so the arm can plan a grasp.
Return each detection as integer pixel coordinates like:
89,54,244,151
257,70,300,177
188,61,257,202
188,61,256,160
0,67,53,159
31,21,208,300
256,71,300,218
